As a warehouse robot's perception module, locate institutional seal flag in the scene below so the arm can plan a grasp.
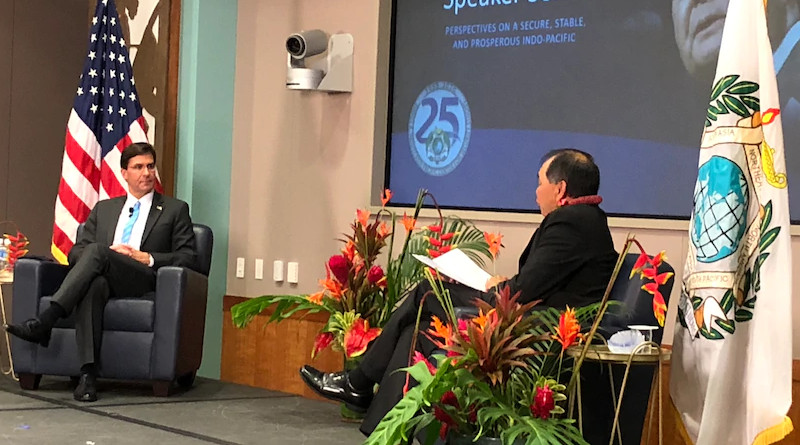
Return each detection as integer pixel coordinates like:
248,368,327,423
670,0,793,444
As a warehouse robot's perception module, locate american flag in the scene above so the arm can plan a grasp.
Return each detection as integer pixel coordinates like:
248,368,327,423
51,0,159,264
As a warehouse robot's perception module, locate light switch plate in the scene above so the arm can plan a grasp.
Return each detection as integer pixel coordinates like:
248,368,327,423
273,260,284,282
235,257,245,278
255,258,264,280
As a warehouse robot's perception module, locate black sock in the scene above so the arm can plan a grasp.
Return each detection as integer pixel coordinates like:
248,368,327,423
80,363,97,376
347,368,373,392
39,303,67,329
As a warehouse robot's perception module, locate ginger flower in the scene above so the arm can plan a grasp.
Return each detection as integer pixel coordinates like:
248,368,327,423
401,213,416,233
356,209,371,228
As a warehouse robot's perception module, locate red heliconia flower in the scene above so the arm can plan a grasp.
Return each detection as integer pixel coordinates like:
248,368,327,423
428,236,443,247
381,189,393,207
312,332,334,359
531,385,555,419
439,245,452,255
327,255,350,283
344,318,381,358
652,291,667,327
356,209,371,228
412,351,437,375
367,265,385,286
427,224,442,233
651,251,667,268
428,249,442,258
630,252,649,279
440,390,460,408
440,232,455,241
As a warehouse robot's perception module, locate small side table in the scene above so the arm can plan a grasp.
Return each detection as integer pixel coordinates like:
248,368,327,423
0,269,17,380
568,342,671,445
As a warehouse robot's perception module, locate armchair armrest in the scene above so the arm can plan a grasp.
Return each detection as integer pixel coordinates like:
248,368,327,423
11,258,70,322
150,266,208,381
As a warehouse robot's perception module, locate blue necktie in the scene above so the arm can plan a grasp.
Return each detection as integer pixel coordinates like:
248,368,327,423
121,201,140,244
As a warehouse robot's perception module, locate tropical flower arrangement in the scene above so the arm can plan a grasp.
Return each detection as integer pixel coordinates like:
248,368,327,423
0,222,29,273
230,189,498,364
366,272,601,445
628,241,671,327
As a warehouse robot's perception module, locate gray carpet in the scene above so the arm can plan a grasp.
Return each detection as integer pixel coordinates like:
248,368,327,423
0,375,365,444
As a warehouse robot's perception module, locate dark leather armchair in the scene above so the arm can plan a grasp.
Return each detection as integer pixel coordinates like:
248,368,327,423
10,224,213,396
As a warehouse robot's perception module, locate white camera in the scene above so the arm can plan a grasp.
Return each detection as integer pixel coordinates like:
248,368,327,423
286,30,353,92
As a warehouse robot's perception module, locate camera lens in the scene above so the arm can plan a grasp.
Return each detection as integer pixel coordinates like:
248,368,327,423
286,36,305,57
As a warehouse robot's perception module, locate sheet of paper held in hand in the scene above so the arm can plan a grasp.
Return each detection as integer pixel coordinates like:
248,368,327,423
412,248,492,292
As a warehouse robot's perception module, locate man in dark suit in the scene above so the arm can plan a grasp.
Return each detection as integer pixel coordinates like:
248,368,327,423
4,142,195,402
300,148,618,436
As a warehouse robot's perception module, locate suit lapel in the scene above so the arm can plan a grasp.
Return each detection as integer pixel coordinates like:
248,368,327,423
106,198,126,245
141,193,164,245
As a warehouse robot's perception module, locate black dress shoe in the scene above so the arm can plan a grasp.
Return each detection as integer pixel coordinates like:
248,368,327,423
4,319,52,347
73,373,98,402
299,365,373,412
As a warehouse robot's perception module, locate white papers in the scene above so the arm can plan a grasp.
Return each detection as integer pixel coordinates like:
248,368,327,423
412,248,492,292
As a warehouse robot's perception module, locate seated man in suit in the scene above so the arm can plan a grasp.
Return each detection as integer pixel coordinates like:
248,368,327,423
300,148,619,436
4,142,196,402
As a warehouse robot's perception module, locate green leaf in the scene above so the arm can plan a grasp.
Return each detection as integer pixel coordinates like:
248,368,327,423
710,75,739,101
760,201,773,232
744,297,757,309
691,296,703,310
720,289,735,313
715,318,736,334
707,111,718,122
708,101,727,115
722,94,750,117
741,95,760,112
759,227,781,253
716,99,730,114
727,81,759,95
700,327,724,340
735,309,753,322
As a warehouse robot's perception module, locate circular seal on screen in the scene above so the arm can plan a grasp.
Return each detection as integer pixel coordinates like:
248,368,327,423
408,82,471,176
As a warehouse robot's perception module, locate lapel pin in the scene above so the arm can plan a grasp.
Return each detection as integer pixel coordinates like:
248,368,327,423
157,205,163,211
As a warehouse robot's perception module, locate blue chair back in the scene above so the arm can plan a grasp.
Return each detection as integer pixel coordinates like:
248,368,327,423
598,253,675,344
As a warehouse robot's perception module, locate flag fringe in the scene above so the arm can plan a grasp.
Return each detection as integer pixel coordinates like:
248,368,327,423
670,396,696,445
51,243,68,265
751,417,793,445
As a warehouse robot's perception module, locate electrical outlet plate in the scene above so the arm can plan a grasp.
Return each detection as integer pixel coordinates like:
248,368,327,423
273,260,284,282
287,262,299,283
236,257,245,278
255,258,264,280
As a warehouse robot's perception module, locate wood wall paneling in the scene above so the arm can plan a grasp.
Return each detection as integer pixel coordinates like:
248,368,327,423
2,0,87,256
0,0,13,220
221,296,343,403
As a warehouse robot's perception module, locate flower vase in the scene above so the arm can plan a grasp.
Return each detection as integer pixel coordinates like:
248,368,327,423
339,355,366,423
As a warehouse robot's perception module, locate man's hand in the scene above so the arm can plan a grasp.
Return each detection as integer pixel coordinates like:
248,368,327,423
485,275,509,292
110,244,151,265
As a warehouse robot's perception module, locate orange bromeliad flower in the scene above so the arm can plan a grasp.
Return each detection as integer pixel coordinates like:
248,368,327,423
356,209,371,228
307,290,325,305
341,240,357,262
472,308,497,334
381,189,393,207
378,221,391,238
483,231,503,258
402,213,416,233
553,306,583,350
428,315,453,343
319,277,344,300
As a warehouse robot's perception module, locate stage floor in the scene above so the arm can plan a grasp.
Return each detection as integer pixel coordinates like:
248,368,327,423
0,374,365,444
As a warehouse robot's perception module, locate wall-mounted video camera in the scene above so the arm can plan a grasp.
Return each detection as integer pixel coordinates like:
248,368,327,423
286,30,353,93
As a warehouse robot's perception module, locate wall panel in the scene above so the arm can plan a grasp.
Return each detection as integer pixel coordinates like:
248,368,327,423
0,0,13,221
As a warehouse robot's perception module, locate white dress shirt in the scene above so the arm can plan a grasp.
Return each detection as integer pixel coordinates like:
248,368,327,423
112,191,155,266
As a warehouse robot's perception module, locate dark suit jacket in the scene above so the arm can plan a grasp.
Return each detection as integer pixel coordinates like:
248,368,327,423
505,204,617,308
68,193,196,270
